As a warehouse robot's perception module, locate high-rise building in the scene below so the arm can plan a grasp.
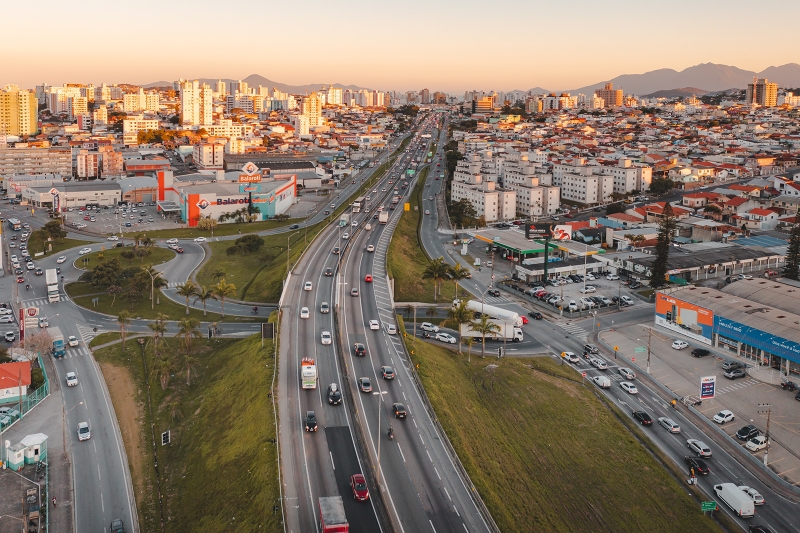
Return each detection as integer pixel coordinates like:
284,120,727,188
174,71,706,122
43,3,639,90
93,105,108,126
326,86,343,106
301,92,323,127
180,80,213,125
0,85,39,136
420,88,430,104
216,80,227,97
746,78,778,107
68,96,88,120
595,83,623,107
123,88,159,112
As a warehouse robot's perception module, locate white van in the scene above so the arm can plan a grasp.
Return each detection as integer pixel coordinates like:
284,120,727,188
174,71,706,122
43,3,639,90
714,483,755,518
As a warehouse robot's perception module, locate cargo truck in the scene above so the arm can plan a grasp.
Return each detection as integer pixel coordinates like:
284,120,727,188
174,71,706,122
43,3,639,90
46,268,60,302
378,211,389,224
319,496,349,532
455,300,523,328
49,326,66,359
459,321,523,342
301,357,317,389
339,213,349,227
713,483,754,518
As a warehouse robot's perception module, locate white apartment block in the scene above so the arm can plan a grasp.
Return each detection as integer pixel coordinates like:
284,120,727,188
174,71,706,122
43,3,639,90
561,170,614,204
0,147,73,177
451,179,516,223
68,96,87,120
76,150,99,178
122,115,159,134
193,143,224,170
123,89,160,112
552,157,651,195
204,119,250,139
301,92,323,127
180,80,213,126
295,115,310,136
93,105,108,126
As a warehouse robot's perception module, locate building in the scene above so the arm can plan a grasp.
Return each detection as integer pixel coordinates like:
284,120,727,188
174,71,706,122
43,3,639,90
552,157,651,195
595,83,623,107
0,85,38,136
67,96,87,121
179,80,213,126
561,169,614,204
193,143,224,170
0,361,31,403
420,88,430,104
301,92,323,128
746,78,778,107
22,182,122,208
100,147,124,176
123,88,160,112
0,147,72,177
76,150,99,179
122,115,159,134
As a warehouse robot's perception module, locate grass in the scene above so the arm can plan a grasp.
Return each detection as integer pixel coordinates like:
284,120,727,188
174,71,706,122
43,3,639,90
23,236,93,258
93,332,281,533
399,317,723,533
76,245,176,269
141,218,299,239
89,332,122,347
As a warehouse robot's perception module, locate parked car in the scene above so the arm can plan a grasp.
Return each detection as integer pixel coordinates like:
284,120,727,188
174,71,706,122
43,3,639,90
672,340,689,350
691,348,710,357
724,368,747,379
745,436,769,453
713,410,735,424
736,425,760,441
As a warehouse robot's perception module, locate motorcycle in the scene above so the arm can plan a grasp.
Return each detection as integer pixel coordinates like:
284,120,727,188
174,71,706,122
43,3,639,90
421,332,431,339
25,284,30,290
781,380,797,391
388,427,394,440
252,306,259,314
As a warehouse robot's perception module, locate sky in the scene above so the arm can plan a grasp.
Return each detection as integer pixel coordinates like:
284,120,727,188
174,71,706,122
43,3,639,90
4,0,800,93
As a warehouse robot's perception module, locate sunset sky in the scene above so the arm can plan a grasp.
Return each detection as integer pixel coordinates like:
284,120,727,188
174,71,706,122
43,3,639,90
4,0,799,92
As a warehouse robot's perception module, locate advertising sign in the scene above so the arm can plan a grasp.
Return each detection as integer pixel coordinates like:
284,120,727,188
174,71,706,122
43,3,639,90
552,225,572,241
654,293,714,345
715,316,800,361
525,223,571,241
700,376,716,400
50,187,60,212
238,161,263,183
239,183,261,194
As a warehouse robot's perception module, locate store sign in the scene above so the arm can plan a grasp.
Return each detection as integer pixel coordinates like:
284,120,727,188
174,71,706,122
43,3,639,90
239,183,261,194
238,161,263,183
700,376,716,400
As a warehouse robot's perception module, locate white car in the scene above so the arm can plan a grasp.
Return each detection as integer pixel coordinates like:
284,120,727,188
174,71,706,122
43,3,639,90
713,410,735,424
0,308,12,316
320,331,332,345
369,319,380,330
26,262,34,270
745,435,769,452
737,485,765,505
366,245,375,253
56,255,67,264
579,286,597,294
166,238,179,244
341,232,349,239
420,322,439,333
65,372,78,387
386,325,397,335
618,367,635,380
78,248,92,255
589,357,607,370
351,221,358,227
68,336,79,347
563,351,580,364
77,422,91,441
107,235,119,241
672,340,689,350
620,381,638,394
300,307,310,319
0,316,13,324
580,297,596,308
194,237,207,242
658,417,680,433
606,274,620,280
687,438,712,457
435,332,457,344
304,281,313,291
620,296,634,306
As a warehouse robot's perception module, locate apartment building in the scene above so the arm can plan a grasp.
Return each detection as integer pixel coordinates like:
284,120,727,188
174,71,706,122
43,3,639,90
0,85,38,136
193,142,224,170
595,83,623,107
0,147,72,177
301,92,323,127
100,147,124,176
123,89,159,112
561,170,613,204
552,157,651,195
122,115,159,134
76,149,99,179
180,80,213,126
68,96,87,120
746,78,778,107
451,157,516,222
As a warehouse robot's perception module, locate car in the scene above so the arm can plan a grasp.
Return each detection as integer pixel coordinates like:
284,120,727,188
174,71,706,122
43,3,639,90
392,403,407,418
658,417,681,433
589,357,608,370
324,267,333,276
620,381,638,394
354,343,366,356
724,368,746,379
684,455,710,475
435,332,457,344
745,435,769,452
78,247,92,255
341,232,349,239
737,425,761,441
580,286,597,294
16,276,24,284
606,274,620,280
350,288,359,297
327,383,342,405
381,366,395,380
748,526,769,533
620,295,634,306
713,410,735,424
4,331,16,342
563,352,580,363
110,518,126,533
77,422,91,441
0,316,13,324
304,411,317,432
580,297,596,308
358,377,372,393
618,367,635,380
738,274,754,280
632,411,653,426
303,281,313,291
738,485,765,506
0,308,12,316
528,311,543,320
194,237,206,242
175,247,184,253
34,267,43,276
300,307,310,319
166,238,179,244
332,247,340,255
107,235,119,241
65,372,78,387
487,288,500,297
691,348,710,358
386,324,397,335
583,344,599,354
721,360,743,371
320,302,330,314
290,224,300,230
125,222,132,227
26,261,35,270
320,331,332,345
672,340,689,350
687,438,712,457
68,336,79,347
369,319,380,330
350,473,369,501
366,244,375,252
364,274,373,283
420,322,439,333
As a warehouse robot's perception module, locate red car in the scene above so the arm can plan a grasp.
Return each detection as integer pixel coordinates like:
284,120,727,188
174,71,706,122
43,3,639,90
564,212,574,219
364,274,373,282
520,316,529,325
350,474,369,501
83,215,91,221
17,276,25,283
175,247,184,253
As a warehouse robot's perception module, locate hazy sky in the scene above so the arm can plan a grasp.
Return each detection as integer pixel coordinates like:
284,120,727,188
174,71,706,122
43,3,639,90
4,0,799,92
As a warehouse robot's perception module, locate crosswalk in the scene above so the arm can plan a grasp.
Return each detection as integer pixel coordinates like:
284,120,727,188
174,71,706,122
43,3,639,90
483,294,509,304
77,324,105,345
20,294,70,309
558,322,589,342
716,378,761,395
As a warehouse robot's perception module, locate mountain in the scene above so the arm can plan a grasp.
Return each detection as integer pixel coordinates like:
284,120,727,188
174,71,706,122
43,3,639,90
642,87,709,98
757,63,800,88
144,74,371,93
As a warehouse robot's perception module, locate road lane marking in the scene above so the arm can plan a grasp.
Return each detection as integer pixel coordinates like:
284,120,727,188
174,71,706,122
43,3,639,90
427,450,433,462
330,452,335,470
444,486,451,501
429,520,437,533
397,443,406,463
434,466,441,480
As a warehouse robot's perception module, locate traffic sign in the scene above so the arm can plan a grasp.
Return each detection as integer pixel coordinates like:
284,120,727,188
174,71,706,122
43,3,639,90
581,372,586,377
613,346,619,351
701,501,716,512
634,346,646,353
631,357,636,362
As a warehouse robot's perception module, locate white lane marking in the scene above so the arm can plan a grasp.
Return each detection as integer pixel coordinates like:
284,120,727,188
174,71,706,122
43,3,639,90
427,450,433,462
434,466,441,480
398,443,407,463
430,520,437,533
330,451,335,470
444,486,451,501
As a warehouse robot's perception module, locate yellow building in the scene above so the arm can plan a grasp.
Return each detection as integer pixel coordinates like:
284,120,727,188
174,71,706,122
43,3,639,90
0,85,38,136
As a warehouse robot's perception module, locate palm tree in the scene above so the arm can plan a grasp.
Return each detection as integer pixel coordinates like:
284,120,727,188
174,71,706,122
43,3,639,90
422,257,449,302
175,317,202,357
183,354,199,386
212,279,236,318
152,356,172,390
469,314,501,358
405,304,414,319
449,263,470,299
175,281,198,315
447,299,473,354
133,232,145,252
463,336,475,363
425,306,437,320
141,265,168,310
193,286,216,316
624,234,647,251
117,310,131,351
211,268,226,282
148,320,167,355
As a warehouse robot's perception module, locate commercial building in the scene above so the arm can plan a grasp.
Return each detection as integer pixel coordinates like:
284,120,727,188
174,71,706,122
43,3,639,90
746,78,778,107
0,85,38,136
22,182,122,208
0,147,72,177
595,83,623,107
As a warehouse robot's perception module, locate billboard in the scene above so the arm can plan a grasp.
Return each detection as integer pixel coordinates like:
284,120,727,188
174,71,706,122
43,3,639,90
700,376,716,400
525,223,572,241
654,293,714,345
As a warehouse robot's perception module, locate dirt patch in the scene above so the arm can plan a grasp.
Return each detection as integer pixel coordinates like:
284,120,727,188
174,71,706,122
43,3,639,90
99,361,147,510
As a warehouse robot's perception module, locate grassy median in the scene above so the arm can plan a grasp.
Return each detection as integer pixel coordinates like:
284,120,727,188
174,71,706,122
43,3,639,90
400,318,722,533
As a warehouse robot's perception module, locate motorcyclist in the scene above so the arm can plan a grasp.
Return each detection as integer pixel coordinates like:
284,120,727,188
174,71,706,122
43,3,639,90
252,306,258,313
26,284,30,290
388,426,394,438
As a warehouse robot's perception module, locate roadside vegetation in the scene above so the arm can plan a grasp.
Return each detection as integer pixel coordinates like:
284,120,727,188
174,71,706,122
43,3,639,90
22,219,91,257
94,327,280,533
400,318,722,533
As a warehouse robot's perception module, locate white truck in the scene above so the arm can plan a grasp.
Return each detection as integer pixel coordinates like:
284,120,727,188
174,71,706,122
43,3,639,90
46,268,60,303
378,211,389,224
713,483,755,518
456,300,523,328
459,321,523,342
301,357,317,389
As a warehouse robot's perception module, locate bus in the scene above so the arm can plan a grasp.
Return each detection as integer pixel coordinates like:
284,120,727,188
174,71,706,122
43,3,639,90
352,196,365,213
7,218,21,231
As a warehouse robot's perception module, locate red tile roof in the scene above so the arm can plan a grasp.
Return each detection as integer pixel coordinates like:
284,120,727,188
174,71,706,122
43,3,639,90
0,361,32,389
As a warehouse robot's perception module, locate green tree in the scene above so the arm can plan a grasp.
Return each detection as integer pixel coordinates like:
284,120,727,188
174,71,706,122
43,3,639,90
151,355,172,390
117,310,131,351
91,258,122,290
212,279,237,317
193,286,216,316
176,317,202,357
447,299,473,355
449,263,470,299
468,314,501,358
211,268,226,282
148,319,167,356
175,281,198,315
782,207,800,280
107,285,123,307
650,203,677,288
449,199,477,227
606,203,627,215
197,215,218,232
648,178,675,196
43,220,67,241
463,336,475,362
624,234,647,250
141,265,168,309
422,257,449,301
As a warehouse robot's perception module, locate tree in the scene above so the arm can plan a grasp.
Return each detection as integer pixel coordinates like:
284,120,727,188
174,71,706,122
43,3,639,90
175,281,198,315
176,317,201,357
107,285,123,307
91,258,122,290
624,234,647,250
148,319,167,356
182,355,199,386
446,299,473,355
425,306,437,319
463,336,475,363
468,314,501,358
782,207,800,280
422,257,449,301
152,355,172,390
193,286,216,316
141,265,167,310
648,178,675,196
43,220,67,241
212,279,237,317
449,198,477,228
650,203,677,288
117,311,131,351
211,268,226,282
606,203,627,215
197,215,218,232
449,263,469,299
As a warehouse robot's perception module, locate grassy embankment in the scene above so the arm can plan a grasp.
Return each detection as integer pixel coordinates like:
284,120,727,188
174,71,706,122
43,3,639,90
76,245,176,269
142,218,300,239
400,317,723,533
24,236,93,258
93,331,281,533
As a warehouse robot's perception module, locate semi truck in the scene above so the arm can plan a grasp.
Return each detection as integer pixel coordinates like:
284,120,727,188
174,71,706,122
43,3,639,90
46,268,60,303
319,496,349,532
713,483,754,518
459,321,523,342
378,211,389,224
301,357,317,389
455,300,523,327
339,213,349,227
49,327,66,359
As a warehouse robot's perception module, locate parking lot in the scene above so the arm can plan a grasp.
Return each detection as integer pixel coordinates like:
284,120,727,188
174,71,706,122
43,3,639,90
62,202,180,234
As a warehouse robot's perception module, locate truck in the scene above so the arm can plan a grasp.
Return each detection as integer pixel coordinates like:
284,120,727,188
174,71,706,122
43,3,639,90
460,321,523,342
339,213,349,227
713,483,754,518
455,300,523,328
378,211,389,224
49,326,66,359
319,496,349,532
46,268,60,302
301,357,317,389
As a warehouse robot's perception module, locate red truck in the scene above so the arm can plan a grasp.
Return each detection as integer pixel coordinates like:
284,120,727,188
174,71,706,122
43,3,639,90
319,496,349,532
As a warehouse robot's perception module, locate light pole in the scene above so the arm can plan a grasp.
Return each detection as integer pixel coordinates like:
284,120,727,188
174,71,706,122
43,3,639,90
286,231,300,275
62,401,84,459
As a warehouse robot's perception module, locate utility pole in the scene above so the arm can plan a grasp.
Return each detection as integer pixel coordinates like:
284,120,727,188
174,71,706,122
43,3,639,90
759,403,772,466
646,327,653,374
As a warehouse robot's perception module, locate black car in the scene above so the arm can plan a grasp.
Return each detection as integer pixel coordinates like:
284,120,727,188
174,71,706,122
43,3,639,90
749,526,770,533
736,425,760,441
392,403,407,419
327,383,342,405
633,411,653,426
353,343,366,356
290,224,300,229
381,366,395,380
487,289,500,297
528,311,543,320
684,456,710,475
304,411,317,432
691,348,710,358
629,281,642,289
324,267,333,277
332,247,340,255
110,519,126,533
